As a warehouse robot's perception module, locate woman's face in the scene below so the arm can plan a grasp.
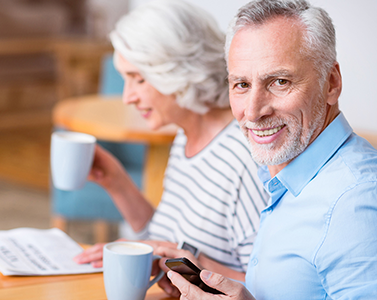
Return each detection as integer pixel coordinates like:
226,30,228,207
115,52,180,130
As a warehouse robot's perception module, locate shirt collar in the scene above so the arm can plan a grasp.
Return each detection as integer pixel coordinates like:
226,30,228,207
275,112,353,197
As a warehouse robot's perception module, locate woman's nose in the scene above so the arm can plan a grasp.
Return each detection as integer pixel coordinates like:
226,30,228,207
122,81,138,105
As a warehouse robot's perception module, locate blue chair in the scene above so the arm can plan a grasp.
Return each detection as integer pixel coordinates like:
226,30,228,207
51,54,147,243
98,54,124,96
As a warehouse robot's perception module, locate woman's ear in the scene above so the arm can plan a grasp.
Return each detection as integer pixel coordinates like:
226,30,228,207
326,62,342,106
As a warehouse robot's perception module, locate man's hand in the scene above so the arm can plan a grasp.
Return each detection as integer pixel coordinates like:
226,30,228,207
153,246,202,297
168,269,256,300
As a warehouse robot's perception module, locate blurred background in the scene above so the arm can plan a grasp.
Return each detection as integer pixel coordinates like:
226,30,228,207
0,0,376,245
0,0,129,244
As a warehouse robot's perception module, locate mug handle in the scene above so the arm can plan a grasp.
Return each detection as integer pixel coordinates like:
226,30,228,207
148,255,165,289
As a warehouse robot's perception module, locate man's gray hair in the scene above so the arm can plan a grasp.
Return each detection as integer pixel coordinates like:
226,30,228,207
110,0,229,114
225,0,337,82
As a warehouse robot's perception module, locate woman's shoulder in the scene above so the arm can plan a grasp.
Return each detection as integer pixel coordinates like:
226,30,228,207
171,128,187,146
206,119,255,166
217,119,250,152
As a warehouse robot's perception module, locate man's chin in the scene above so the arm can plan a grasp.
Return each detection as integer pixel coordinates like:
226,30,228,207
249,143,305,166
250,154,290,166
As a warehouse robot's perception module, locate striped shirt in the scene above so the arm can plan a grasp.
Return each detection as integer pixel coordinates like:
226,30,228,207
148,119,268,272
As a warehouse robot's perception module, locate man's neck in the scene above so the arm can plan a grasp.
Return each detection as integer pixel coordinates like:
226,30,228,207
267,162,289,178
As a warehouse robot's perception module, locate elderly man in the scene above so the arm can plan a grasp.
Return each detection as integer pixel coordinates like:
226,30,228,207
159,0,377,299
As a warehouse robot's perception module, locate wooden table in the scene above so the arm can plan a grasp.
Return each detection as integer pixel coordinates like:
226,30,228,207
52,94,177,208
0,271,176,300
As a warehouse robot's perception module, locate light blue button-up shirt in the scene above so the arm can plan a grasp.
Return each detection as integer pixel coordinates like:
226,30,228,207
246,113,377,299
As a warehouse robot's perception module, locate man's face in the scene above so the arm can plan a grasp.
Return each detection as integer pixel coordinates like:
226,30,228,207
228,17,328,170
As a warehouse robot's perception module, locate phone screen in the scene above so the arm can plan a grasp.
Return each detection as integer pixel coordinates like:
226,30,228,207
165,257,224,294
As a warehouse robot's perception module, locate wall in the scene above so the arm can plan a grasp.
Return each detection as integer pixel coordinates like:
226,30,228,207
311,0,377,132
129,0,248,31
128,0,377,132
86,0,129,38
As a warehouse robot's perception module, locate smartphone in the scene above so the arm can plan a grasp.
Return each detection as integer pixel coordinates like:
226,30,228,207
165,257,224,295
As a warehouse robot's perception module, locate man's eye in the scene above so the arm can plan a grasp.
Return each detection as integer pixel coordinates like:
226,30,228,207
269,78,291,97
138,79,145,84
236,82,249,89
276,79,288,86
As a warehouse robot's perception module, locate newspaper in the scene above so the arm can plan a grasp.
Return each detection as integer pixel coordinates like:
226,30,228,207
0,228,103,276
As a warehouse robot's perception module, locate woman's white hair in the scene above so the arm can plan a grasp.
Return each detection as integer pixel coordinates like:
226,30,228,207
225,0,337,84
110,0,229,114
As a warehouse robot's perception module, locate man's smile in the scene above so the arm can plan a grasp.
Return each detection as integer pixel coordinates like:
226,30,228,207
252,125,285,137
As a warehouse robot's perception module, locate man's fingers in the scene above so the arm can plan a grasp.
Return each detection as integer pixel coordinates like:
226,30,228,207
158,274,181,298
168,271,210,300
201,270,227,292
201,270,256,300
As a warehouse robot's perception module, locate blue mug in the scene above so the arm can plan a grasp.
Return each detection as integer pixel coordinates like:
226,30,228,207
103,241,165,300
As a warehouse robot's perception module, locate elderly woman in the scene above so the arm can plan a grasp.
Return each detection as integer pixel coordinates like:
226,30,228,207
74,0,267,288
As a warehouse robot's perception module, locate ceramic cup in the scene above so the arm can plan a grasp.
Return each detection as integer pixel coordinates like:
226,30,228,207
103,241,165,300
50,131,96,190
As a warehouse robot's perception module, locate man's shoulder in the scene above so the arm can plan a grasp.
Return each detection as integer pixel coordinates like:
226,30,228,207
304,132,377,203
335,133,377,182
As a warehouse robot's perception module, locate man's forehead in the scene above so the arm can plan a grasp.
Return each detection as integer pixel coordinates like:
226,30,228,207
229,17,305,54
228,17,307,77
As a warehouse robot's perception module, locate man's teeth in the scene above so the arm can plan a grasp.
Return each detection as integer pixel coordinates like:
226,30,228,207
252,125,283,137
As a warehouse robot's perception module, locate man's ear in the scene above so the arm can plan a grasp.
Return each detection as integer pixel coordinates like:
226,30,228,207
326,62,342,106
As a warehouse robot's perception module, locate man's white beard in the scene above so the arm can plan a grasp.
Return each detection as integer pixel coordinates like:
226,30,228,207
241,101,326,166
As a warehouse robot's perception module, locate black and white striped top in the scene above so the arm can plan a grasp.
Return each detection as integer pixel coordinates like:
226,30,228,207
148,119,268,272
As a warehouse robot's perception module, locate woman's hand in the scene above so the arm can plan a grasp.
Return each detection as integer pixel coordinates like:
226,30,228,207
87,145,154,231
88,145,127,193
73,238,126,268
139,240,178,251
155,246,202,273
73,240,178,269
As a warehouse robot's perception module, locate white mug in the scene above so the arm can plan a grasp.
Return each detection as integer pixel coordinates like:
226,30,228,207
50,131,96,190
103,241,165,300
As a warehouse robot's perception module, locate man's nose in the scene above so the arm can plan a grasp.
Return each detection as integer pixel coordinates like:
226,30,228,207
245,87,273,122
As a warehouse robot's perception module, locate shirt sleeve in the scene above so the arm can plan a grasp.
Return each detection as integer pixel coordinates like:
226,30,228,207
315,181,377,299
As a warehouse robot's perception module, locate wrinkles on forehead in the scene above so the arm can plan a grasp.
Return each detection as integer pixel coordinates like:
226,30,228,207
228,18,309,74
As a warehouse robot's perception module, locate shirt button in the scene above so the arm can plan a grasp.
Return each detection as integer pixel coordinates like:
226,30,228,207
253,258,258,266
